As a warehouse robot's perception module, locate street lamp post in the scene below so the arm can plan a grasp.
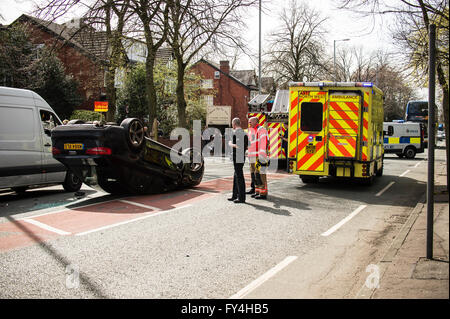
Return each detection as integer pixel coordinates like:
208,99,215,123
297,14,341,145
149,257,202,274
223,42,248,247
333,38,350,81
258,0,262,94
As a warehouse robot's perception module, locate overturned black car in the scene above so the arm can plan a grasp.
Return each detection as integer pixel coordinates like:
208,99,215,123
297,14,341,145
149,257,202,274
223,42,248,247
51,118,204,195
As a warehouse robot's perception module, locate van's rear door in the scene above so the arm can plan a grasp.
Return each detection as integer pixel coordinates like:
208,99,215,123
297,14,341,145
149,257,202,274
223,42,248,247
295,90,327,172
327,92,361,159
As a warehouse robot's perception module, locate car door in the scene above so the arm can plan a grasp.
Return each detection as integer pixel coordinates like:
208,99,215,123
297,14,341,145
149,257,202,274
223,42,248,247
39,109,66,183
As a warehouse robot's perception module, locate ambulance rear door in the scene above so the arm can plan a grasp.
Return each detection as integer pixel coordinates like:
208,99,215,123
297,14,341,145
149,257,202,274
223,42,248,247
295,90,327,172
327,92,361,159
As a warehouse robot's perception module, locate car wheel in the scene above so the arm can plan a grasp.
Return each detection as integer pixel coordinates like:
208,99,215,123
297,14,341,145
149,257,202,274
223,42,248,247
121,118,145,152
181,148,204,187
404,147,416,159
63,170,82,192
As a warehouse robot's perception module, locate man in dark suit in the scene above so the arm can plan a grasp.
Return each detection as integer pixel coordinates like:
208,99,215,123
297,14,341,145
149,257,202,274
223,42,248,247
228,117,249,203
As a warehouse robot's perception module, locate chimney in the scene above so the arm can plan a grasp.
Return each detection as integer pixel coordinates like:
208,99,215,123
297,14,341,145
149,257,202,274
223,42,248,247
219,60,230,74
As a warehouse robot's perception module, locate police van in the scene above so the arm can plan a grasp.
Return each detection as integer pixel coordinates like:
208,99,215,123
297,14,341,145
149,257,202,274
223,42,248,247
383,121,425,159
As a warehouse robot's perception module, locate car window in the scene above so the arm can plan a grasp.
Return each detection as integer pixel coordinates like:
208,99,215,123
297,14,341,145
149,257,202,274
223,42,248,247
40,110,60,131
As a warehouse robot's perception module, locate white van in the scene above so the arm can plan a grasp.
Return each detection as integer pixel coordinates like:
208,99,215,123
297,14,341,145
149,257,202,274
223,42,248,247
383,121,425,159
0,86,82,193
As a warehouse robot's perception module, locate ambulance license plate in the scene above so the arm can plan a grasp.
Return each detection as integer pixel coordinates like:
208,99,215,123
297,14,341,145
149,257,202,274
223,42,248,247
306,144,315,154
64,143,84,150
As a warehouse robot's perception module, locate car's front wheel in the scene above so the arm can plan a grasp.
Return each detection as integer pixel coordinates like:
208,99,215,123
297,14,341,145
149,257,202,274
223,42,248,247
181,148,204,187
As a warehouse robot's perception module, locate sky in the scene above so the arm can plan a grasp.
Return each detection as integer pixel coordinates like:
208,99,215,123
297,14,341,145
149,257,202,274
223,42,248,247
239,0,398,68
0,0,427,98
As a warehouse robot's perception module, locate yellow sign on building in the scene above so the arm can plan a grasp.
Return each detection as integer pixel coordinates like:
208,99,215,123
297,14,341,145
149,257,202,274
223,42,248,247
94,101,108,112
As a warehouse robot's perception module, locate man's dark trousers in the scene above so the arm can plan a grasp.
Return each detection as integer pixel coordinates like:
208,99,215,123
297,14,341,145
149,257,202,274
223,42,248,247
232,163,246,202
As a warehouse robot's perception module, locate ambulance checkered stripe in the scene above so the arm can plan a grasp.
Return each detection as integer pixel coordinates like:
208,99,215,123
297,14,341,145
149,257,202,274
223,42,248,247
327,99,360,159
289,95,300,158
268,123,286,159
361,92,370,161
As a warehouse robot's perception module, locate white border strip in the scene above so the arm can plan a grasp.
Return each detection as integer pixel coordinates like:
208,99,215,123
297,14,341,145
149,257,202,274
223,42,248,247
76,204,192,236
399,170,410,177
22,218,71,235
229,256,298,299
118,200,160,211
321,205,367,237
375,181,395,197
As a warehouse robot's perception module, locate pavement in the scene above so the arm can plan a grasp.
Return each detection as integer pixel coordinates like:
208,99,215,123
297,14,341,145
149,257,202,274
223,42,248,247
357,157,449,299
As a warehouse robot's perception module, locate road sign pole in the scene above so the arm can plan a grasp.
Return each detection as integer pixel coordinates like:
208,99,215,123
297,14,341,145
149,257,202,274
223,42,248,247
427,24,436,260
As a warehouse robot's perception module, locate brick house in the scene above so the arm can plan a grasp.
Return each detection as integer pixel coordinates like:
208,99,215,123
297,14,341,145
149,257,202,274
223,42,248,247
191,59,275,131
9,14,173,111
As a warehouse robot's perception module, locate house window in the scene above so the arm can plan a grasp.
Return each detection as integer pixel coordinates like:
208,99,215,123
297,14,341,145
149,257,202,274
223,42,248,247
203,95,214,106
201,79,213,89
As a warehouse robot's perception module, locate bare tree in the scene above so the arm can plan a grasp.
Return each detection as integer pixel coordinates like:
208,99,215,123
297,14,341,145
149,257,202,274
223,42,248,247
35,0,133,122
166,0,257,128
263,0,328,85
338,0,449,190
130,0,169,129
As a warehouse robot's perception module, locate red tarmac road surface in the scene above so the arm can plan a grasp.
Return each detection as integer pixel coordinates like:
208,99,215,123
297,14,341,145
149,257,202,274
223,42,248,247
0,173,289,253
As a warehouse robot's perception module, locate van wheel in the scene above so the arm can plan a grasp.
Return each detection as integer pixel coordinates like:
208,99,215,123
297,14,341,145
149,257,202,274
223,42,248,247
360,175,374,186
376,160,383,177
300,175,319,184
12,186,28,194
404,147,416,159
63,170,82,192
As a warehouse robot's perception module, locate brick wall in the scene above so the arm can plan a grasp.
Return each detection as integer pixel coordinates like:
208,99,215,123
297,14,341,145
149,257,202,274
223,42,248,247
192,61,250,128
25,22,105,111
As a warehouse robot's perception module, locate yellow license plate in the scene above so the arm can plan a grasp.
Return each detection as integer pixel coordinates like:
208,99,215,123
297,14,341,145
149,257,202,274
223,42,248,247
64,143,84,150
306,144,315,154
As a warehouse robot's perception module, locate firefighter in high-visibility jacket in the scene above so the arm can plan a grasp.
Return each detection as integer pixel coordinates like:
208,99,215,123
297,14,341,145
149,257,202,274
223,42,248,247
247,116,269,199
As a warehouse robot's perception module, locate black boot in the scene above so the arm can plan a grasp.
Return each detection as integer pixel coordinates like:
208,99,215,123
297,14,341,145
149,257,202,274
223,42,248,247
246,172,256,194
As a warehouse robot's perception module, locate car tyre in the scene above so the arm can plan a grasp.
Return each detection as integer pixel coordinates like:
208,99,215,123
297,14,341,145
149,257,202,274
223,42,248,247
181,148,204,187
63,170,82,192
404,146,416,159
121,118,145,152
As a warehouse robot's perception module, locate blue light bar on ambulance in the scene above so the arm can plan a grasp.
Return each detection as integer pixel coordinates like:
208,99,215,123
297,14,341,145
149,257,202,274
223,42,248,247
356,82,374,87
289,81,375,88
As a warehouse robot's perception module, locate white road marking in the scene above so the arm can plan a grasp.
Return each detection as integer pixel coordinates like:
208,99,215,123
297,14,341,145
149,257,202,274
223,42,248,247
321,205,367,237
76,204,192,236
23,198,118,219
118,200,160,211
413,161,422,168
400,170,410,177
21,218,71,235
375,181,395,197
229,256,298,299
